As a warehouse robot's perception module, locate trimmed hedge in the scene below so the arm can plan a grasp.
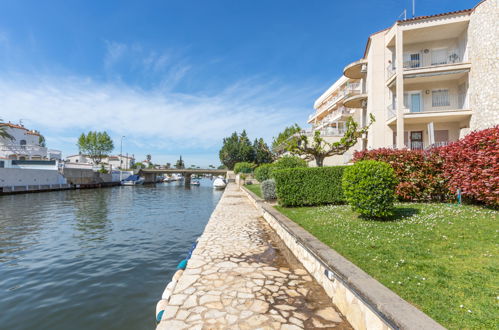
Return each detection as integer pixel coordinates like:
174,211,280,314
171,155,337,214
342,160,398,218
254,163,274,182
273,166,346,206
234,162,256,174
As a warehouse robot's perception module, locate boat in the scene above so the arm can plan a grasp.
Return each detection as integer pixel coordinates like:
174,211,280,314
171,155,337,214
163,176,172,182
190,180,201,186
121,174,145,186
213,176,227,189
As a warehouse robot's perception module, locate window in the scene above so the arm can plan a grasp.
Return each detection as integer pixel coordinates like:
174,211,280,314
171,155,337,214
409,53,421,68
20,139,27,149
0,161,4,168
432,89,450,107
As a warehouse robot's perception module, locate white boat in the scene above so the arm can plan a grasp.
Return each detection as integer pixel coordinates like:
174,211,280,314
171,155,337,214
213,176,227,189
191,179,201,186
163,176,172,182
121,174,145,186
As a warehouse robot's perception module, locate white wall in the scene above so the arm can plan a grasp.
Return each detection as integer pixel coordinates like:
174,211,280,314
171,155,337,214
0,168,67,187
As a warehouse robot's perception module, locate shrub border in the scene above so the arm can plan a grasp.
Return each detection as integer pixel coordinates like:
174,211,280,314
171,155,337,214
241,185,444,330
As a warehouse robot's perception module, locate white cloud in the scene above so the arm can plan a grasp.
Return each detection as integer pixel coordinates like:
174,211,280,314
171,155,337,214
0,73,314,163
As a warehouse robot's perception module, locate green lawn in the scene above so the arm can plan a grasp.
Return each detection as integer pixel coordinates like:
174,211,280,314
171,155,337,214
245,183,262,198
276,203,499,329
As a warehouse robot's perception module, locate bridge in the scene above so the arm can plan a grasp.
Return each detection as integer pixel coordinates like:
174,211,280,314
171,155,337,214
138,168,228,186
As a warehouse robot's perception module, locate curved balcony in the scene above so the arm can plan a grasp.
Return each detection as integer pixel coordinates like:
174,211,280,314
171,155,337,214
343,59,367,79
343,94,367,108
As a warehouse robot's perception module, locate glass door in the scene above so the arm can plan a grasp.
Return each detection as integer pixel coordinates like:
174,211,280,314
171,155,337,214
410,131,423,150
410,92,422,113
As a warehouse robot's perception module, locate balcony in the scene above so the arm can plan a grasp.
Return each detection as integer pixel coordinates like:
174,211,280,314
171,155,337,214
301,126,346,138
343,59,367,79
316,82,362,114
387,91,470,125
387,104,396,120
393,141,451,151
0,144,48,158
386,64,396,80
321,106,351,124
403,48,463,70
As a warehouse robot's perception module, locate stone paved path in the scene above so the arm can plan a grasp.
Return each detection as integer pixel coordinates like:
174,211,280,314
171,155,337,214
157,184,352,330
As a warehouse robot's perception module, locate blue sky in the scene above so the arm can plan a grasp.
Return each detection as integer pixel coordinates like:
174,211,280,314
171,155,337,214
0,0,474,166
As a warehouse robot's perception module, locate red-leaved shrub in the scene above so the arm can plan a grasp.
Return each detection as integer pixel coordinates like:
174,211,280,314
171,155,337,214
354,126,499,206
353,148,451,202
438,126,499,206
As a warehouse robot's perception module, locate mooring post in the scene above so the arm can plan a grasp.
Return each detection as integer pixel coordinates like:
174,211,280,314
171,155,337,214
184,173,191,187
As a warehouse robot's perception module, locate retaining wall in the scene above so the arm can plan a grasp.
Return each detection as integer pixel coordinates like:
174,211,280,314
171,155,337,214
241,186,444,330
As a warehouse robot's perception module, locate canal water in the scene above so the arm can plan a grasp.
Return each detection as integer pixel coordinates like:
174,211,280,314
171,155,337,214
0,179,223,330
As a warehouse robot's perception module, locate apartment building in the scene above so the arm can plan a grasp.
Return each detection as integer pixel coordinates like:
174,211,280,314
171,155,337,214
308,0,498,166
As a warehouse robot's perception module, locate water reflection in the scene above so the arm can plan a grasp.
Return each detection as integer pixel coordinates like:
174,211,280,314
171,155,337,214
73,190,111,242
0,179,222,330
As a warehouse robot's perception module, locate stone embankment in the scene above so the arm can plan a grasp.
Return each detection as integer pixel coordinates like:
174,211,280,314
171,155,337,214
156,183,352,329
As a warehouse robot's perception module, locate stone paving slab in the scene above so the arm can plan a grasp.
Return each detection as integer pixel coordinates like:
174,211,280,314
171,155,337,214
157,183,352,330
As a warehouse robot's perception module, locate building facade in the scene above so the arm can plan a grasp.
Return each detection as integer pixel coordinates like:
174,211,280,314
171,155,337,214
65,154,135,169
0,122,62,161
308,0,498,166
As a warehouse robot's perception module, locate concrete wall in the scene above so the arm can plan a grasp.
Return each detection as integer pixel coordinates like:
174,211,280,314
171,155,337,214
0,168,66,187
468,0,499,131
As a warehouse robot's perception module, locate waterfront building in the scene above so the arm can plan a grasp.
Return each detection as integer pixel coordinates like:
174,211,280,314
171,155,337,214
0,122,62,161
65,154,135,169
308,0,498,166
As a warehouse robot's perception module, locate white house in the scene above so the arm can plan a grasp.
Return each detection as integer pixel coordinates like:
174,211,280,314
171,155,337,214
0,122,62,161
65,154,135,169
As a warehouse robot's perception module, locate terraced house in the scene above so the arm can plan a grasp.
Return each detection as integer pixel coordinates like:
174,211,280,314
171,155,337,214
308,0,498,166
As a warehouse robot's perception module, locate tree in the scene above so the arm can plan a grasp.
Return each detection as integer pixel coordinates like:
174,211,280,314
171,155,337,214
133,162,145,169
286,116,375,167
253,138,273,164
208,165,215,169
38,135,46,147
146,154,152,162
219,130,255,170
77,131,114,164
165,162,171,169
272,124,301,156
175,155,185,169
0,120,14,141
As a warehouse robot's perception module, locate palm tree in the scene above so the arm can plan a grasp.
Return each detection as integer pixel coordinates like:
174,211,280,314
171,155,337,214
0,119,14,141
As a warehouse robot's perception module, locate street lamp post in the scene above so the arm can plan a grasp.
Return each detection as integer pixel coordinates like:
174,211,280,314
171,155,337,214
120,136,125,181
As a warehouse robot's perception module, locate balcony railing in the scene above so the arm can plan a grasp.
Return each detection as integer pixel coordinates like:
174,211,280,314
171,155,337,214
301,126,346,138
388,91,468,117
392,141,451,151
316,82,362,113
386,64,396,79
403,48,463,70
0,144,48,157
387,104,396,120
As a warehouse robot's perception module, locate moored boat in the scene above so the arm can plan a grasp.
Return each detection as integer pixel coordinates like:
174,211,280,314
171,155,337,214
121,174,145,186
213,176,226,189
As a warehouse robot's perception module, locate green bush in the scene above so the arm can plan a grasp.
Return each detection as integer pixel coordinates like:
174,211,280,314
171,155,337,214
234,162,256,174
342,160,398,218
261,179,277,200
273,155,308,170
254,164,274,182
273,166,346,206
